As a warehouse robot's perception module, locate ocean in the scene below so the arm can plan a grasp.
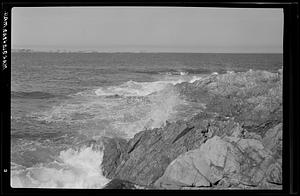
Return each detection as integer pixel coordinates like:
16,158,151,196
10,52,283,188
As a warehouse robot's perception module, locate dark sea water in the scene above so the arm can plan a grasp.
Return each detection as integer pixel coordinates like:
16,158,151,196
10,52,283,188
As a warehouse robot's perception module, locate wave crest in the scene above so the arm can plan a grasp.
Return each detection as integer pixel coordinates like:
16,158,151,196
11,145,109,188
31,75,207,139
94,80,183,97
94,76,204,97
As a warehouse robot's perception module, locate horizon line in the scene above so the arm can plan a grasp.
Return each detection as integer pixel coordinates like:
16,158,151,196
11,48,283,54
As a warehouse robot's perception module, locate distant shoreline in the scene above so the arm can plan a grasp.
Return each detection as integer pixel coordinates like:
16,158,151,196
11,49,283,55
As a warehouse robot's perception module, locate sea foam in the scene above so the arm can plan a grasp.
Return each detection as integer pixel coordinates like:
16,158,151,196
11,145,109,188
31,76,204,139
94,79,185,97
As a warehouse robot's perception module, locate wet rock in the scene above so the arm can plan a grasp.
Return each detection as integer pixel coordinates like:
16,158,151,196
262,123,282,154
155,136,228,189
155,135,282,189
154,155,211,189
103,179,138,189
100,70,282,189
113,123,203,185
175,82,213,103
101,137,129,179
266,159,282,185
187,69,282,132
101,113,218,186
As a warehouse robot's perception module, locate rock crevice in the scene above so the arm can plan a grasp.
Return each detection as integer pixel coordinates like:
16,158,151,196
101,69,282,189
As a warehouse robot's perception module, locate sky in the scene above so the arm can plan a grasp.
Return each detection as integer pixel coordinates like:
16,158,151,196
12,7,283,53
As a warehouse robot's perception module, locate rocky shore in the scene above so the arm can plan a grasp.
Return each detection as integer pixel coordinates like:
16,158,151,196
100,69,283,189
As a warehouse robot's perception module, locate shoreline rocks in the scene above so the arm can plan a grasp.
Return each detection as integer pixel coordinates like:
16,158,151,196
155,133,282,189
101,137,129,179
102,179,140,189
101,69,282,189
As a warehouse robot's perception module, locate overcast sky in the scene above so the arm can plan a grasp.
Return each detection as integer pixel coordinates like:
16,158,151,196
12,7,283,53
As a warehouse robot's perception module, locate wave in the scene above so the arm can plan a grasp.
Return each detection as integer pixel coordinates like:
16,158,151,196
33,88,184,139
132,68,211,76
161,71,188,76
158,69,211,76
94,76,203,97
11,74,214,188
94,80,182,97
31,78,198,139
11,91,59,99
31,74,207,140
11,145,110,188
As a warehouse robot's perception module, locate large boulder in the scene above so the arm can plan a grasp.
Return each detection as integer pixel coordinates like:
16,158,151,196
101,112,224,186
112,119,207,186
154,136,226,188
155,134,282,189
101,114,247,187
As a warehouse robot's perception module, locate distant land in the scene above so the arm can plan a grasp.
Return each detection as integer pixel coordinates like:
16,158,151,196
11,48,100,53
11,48,283,54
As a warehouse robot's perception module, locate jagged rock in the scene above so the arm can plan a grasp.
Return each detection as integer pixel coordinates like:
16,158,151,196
155,135,282,189
262,124,282,184
155,136,228,189
175,82,213,103
113,120,206,186
183,69,282,132
262,123,282,154
154,136,227,189
101,137,129,179
103,179,138,189
101,113,219,186
106,115,251,186
101,70,282,189
154,155,211,189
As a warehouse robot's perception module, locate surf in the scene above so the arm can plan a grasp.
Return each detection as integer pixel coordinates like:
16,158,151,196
11,144,110,188
13,74,209,188
94,75,204,97
30,76,203,138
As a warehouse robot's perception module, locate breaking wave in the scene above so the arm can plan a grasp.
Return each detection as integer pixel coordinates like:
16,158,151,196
17,74,208,189
132,68,211,76
31,75,204,139
11,145,110,188
94,76,203,97
94,80,183,97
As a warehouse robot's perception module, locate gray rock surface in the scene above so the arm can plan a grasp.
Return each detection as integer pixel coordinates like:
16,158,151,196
101,69,282,189
102,179,139,189
101,137,129,179
155,134,282,189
